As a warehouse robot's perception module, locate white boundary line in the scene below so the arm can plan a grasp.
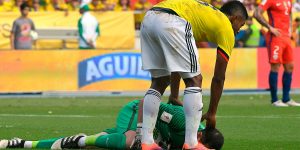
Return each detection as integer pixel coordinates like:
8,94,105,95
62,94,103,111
0,114,97,118
1,114,300,119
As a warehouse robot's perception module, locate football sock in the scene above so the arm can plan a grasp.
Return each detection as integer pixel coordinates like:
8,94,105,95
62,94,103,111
183,87,203,147
136,123,142,139
142,88,161,144
282,72,292,103
269,71,278,103
24,138,60,149
84,133,126,149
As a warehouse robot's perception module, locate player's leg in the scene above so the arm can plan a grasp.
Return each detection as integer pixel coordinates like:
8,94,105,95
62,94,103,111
56,131,128,149
151,13,202,148
175,21,202,148
81,100,141,149
142,72,170,145
181,73,203,149
269,63,281,105
81,132,127,149
282,63,293,102
140,10,171,148
0,137,61,149
282,40,300,106
267,37,287,106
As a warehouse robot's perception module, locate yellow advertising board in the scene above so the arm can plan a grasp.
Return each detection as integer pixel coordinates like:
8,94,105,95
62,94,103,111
0,49,257,92
0,11,135,50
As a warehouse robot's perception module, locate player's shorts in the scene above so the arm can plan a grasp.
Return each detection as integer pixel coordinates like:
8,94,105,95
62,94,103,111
266,33,293,64
140,8,200,78
103,100,139,134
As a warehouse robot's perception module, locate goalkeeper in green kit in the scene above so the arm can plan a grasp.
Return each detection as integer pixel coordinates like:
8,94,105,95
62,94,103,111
0,74,224,149
0,100,223,149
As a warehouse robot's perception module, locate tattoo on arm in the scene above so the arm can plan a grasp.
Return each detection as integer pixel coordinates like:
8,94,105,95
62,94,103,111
254,7,271,29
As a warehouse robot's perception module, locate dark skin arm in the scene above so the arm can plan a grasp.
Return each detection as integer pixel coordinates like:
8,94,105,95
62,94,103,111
202,51,228,129
253,6,281,36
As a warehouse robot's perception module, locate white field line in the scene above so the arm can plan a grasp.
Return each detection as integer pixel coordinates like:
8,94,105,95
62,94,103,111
0,114,300,119
0,114,100,118
217,115,300,119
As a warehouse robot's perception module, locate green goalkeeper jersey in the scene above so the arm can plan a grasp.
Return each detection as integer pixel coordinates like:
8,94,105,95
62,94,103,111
156,102,205,148
111,100,205,148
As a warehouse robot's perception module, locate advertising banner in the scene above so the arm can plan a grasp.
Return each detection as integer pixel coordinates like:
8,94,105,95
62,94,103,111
0,49,258,92
257,48,300,89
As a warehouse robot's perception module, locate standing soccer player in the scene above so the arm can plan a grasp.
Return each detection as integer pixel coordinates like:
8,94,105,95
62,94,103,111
254,0,300,107
140,0,248,149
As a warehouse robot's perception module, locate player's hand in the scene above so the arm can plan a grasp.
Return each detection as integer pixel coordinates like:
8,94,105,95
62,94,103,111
201,113,216,129
269,27,281,37
167,97,183,106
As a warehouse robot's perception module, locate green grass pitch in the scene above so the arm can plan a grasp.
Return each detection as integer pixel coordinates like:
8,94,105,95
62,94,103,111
0,94,300,149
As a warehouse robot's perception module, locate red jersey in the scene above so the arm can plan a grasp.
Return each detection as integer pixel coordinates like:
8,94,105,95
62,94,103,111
259,0,292,37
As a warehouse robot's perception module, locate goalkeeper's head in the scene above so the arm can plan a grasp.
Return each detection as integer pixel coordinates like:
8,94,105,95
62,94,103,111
198,128,224,150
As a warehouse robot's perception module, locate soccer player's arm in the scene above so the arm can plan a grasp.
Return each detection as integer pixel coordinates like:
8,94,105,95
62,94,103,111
253,2,270,29
203,30,233,129
254,0,280,36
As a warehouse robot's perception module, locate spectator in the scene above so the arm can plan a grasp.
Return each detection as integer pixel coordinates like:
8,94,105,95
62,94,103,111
292,17,300,47
10,3,36,50
211,0,223,9
238,17,260,47
89,0,114,11
101,0,115,11
134,0,152,11
31,0,42,11
45,0,67,11
11,0,24,12
114,0,130,11
78,4,100,49
293,0,300,12
243,0,255,12
89,0,102,11
67,0,79,11
0,0,12,11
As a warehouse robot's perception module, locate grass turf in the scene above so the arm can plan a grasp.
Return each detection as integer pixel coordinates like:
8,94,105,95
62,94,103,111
0,94,300,149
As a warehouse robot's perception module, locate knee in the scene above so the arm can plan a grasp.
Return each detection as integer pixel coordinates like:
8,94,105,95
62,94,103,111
150,76,170,94
183,74,202,87
270,64,280,72
284,64,294,73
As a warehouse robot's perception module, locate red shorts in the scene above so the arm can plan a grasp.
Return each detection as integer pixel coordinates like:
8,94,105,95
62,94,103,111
265,33,293,64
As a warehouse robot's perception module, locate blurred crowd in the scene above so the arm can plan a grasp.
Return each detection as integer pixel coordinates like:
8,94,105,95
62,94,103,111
3,0,300,48
2,0,300,13
0,0,153,12
201,0,300,48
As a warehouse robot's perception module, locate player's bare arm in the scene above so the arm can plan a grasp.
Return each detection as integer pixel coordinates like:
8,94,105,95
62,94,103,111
202,49,228,129
254,6,281,36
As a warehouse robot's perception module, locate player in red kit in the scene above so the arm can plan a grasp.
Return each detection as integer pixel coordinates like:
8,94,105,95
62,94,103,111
254,0,300,106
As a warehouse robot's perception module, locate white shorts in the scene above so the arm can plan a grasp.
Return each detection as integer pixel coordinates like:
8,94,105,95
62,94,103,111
141,10,200,78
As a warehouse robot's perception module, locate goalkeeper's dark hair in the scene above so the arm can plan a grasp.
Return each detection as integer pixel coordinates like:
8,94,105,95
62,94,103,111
20,2,30,11
220,0,248,20
201,128,224,150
